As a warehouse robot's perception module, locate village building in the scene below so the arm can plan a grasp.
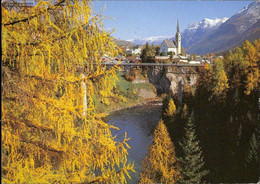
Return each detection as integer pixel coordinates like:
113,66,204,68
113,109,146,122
160,21,181,56
126,46,142,55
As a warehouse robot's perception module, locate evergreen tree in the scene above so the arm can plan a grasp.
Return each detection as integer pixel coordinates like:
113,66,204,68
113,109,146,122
178,116,209,183
151,43,156,56
140,120,182,184
244,133,259,182
155,45,161,56
140,43,149,63
140,43,155,63
161,51,167,56
196,63,213,103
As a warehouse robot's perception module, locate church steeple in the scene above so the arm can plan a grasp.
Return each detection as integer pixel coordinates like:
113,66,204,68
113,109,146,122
177,20,180,33
175,20,181,55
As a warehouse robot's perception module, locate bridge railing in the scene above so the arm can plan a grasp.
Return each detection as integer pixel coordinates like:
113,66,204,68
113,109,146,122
92,62,205,67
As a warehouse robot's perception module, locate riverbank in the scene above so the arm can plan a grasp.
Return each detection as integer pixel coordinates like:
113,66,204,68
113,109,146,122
106,97,163,114
95,71,160,114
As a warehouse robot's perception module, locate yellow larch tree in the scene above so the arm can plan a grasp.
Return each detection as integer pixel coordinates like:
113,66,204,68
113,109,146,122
213,69,229,97
139,120,182,184
165,98,177,116
243,40,259,95
2,0,134,183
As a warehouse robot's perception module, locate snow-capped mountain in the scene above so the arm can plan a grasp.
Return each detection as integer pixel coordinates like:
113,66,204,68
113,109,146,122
124,2,259,54
187,1,260,54
186,17,229,31
182,17,228,49
226,1,260,34
127,35,173,45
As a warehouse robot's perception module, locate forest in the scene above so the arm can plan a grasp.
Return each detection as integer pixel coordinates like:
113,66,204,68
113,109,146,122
140,39,259,183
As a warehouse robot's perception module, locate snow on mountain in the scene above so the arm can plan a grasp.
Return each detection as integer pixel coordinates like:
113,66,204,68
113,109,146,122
127,35,173,45
127,17,229,47
181,17,228,49
186,17,229,31
227,1,260,33
236,1,260,17
186,1,260,54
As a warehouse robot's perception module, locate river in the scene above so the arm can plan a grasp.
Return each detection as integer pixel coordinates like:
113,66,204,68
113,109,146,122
106,101,163,183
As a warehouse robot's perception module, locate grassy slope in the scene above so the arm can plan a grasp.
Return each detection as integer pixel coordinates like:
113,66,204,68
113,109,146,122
95,71,158,114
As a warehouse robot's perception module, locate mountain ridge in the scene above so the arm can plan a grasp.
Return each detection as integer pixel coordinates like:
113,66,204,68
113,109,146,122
114,2,260,54
186,1,260,54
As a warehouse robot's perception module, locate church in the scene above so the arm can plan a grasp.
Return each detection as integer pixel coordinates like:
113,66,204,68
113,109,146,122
159,21,181,56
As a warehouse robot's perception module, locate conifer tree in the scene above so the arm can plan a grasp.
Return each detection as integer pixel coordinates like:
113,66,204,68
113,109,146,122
243,41,259,95
2,1,134,183
155,45,161,56
212,58,229,99
213,69,229,96
178,116,209,183
196,63,213,98
139,120,182,183
244,133,259,181
151,43,156,56
165,98,177,116
140,43,149,63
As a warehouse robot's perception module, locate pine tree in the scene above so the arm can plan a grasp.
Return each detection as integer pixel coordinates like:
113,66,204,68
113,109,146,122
165,98,177,116
139,120,182,183
151,43,156,56
178,116,209,183
155,45,161,56
244,133,259,182
140,43,149,63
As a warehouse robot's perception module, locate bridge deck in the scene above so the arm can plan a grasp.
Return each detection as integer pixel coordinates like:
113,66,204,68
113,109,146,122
92,62,205,67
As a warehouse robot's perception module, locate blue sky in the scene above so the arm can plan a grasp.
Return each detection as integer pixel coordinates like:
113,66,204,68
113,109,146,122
93,1,253,40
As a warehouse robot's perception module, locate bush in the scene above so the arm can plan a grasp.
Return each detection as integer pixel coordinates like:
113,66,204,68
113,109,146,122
161,51,167,56
124,72,135,81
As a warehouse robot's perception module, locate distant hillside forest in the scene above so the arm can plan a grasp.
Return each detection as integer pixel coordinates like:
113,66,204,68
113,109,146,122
139,39,259,183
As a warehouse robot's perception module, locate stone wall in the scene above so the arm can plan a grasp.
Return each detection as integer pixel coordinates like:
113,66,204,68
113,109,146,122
147,66,198,96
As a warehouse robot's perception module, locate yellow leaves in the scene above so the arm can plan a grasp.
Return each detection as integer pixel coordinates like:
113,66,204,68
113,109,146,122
243,40,259,95
165,98,177,116
2,0,133,183
2,7,10,24
245,67,259,95
214,69,229,96
140,120,182,183
204,63,211,71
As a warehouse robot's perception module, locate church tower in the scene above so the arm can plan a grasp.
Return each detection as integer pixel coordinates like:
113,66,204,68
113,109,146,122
175,20,181,55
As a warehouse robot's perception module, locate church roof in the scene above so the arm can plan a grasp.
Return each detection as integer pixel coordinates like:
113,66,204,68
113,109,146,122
177,20,180,33
163,40,176,48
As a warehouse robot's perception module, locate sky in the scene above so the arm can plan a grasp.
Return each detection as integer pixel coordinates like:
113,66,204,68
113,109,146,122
93,1,254,40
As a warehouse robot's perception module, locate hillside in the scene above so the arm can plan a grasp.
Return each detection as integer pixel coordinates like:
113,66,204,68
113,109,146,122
186,2,260,54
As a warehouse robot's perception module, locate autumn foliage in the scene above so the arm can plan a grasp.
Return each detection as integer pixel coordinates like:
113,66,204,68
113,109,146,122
139,120,182,183
2,1,134,183
165,98,177,116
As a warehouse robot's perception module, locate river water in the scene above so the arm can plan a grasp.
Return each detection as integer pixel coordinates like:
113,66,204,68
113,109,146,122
106,101,163,183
